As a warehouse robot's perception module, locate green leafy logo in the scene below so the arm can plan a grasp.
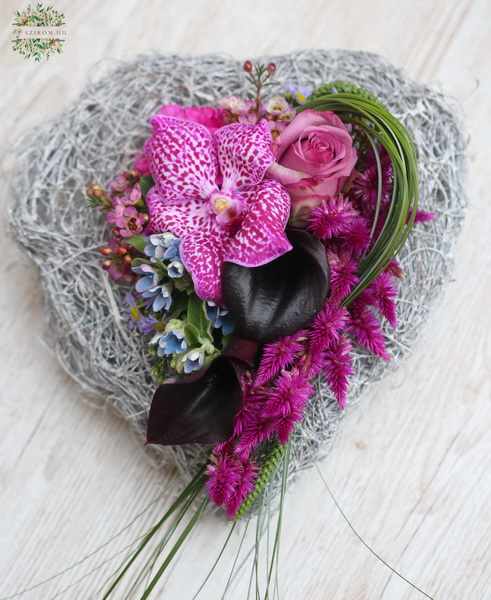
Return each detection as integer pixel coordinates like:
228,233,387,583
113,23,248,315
12,3,66,62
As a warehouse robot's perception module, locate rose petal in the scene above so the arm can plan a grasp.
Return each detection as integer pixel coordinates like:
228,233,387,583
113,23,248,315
275,110,351,160
281,129,352,177
214,120,275,193
266,161,307,187
145,115,218,201
225,179,292,267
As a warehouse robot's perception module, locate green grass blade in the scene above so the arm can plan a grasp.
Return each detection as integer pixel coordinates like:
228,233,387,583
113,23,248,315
221,510,254,600
303,434,433,600
122,481,205,599
102,468,206,598
312,459,434,599
139,496,210,599
192,522,237,599
264,438,291,599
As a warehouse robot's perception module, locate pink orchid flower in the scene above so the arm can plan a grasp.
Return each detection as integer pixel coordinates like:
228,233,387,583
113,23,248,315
144,116,292,303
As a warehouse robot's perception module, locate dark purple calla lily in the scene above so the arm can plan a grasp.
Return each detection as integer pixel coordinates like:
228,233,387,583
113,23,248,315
222,229,330,343
146,339,258,446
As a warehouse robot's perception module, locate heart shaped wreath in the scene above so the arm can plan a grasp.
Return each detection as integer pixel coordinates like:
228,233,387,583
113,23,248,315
10,50,467,597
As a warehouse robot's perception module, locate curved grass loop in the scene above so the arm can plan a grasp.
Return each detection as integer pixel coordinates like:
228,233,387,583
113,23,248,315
298,92,419,306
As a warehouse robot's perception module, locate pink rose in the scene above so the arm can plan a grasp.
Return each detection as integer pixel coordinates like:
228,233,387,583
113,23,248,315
157,104,226,134
267,110,358,227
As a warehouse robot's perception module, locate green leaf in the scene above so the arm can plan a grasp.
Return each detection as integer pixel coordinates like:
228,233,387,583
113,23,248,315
182,323,202,346
125,234,147,253
154,257,167,273
220,331,234,351
139,174,155,198
130,257,149,267
186,294,212,339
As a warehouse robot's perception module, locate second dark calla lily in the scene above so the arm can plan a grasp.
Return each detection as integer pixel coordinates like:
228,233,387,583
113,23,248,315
146,338,258,446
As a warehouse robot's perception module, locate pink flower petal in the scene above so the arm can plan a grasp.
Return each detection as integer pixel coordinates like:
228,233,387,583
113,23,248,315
180,222,227,302
145,186,210,236
144,115,218,201
225,179,292,267
276,110,351,160
214,120,276,193
266,161,306,186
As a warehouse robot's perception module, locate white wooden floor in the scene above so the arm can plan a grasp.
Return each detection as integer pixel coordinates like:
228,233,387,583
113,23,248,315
1,0,490,598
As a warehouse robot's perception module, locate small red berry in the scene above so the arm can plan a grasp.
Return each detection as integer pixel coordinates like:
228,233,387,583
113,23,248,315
243,60,253,73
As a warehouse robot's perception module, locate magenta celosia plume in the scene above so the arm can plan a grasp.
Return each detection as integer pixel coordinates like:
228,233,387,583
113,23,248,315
144,116,292,303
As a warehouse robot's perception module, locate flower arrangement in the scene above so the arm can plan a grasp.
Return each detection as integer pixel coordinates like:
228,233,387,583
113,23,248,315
86,61,433,596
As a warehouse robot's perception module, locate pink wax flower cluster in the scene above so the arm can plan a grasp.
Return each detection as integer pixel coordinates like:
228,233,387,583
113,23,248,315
104,175,149,238
217,94,296,150
218,94,295,127
86,168,151,281
133,151,151,176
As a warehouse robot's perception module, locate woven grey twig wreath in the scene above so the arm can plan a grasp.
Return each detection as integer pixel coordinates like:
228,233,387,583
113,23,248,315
9,50,467,507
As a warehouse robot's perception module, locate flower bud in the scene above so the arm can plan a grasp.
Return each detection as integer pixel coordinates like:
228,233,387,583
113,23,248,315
116,246,127,256
87,183,104,199
126,169,139,180
243,60,253,73
123,254,133,266
101,259,112,270
100,246,112,256
267,63,276,74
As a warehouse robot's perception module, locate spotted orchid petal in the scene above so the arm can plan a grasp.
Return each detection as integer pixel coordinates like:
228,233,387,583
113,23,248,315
179,222,227,303
214,120,276,193
144,117,293,306
144,116,218,202
226,179,292,266
145,186,210,236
